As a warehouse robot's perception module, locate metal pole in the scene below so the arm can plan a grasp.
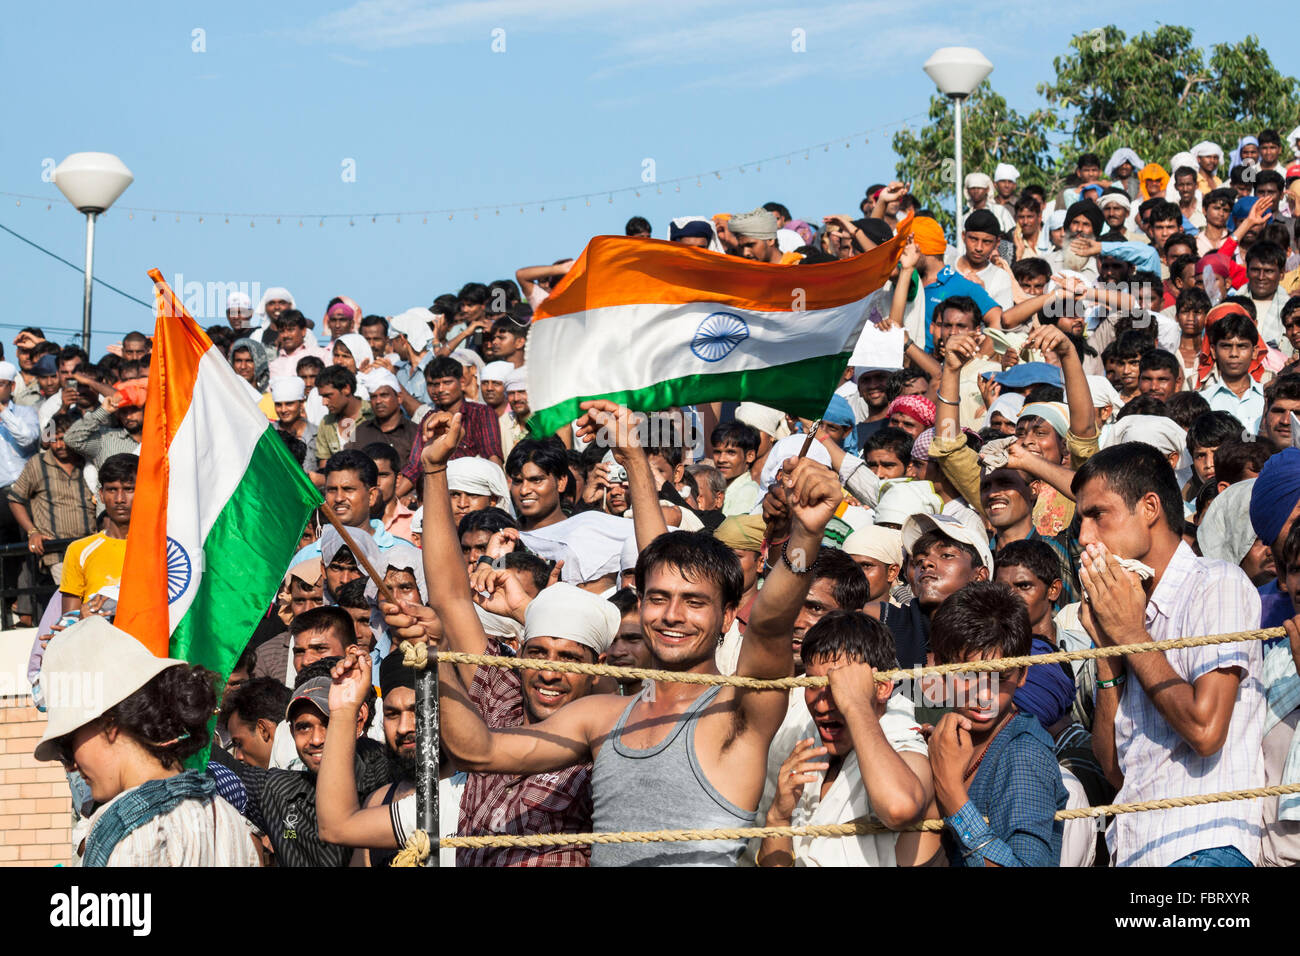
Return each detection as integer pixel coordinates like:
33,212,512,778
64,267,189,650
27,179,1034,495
81,212,97,352
953,96,964,245
415,664,440,867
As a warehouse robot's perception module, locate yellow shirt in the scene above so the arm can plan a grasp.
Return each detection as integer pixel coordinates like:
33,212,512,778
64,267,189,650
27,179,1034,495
59,532,127,603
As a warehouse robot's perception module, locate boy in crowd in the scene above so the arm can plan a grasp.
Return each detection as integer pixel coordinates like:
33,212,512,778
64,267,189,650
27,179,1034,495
711,421,762,517
1197,312,1265,434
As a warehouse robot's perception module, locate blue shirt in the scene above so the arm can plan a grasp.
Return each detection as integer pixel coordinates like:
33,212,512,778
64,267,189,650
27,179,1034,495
290,518,403,564
0,401,40,487
1198,371,1266,436
943,711,1067,866
395,351,434,405
923,267,1000,351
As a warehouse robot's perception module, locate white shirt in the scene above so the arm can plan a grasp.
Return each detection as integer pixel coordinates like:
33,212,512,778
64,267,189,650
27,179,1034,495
0,400,40,486
968,261,1015,310
391,774,466,868
1108,542,1264,866
80,785,260,866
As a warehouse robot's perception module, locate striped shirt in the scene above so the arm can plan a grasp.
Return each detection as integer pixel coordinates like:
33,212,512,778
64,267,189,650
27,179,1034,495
62,405,141,469
401,400,504,483
1108,542,1264,866
7,449,96,542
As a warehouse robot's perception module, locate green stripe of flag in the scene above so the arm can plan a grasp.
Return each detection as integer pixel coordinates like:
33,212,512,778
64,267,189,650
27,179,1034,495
170,426,321,677
526,351,851,438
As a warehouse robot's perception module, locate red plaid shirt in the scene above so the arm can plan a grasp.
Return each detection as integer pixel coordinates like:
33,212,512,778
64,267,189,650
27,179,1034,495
457,639,593,867
401,400,503,483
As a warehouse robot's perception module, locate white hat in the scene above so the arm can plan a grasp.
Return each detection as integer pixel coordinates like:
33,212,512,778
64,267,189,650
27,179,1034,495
964,172,993,190
1096,192,1132,211
756,433,833,499
447,457,509,503
451,348,485,377
0,361,18,383
1086,375,1123,411
359,366,401,396
734,402,784,438
523,582,620,655
226,291,253,311
269,376,306,402
319,524,381,570
842,525,903,566
872,478,941,527
901,512,994,573
34,616,188,762
335,333,373,368
481,361,513,384
993,163,1019,183
504,365,528,393
1047,210,1067,231
388,308,435,353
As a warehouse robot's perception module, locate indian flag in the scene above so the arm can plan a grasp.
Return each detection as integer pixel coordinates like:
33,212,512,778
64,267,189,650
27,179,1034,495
526,213,914,437
116,270,321,672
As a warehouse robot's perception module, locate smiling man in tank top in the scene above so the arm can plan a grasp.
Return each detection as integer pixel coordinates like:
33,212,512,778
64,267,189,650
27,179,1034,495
422,400,841,865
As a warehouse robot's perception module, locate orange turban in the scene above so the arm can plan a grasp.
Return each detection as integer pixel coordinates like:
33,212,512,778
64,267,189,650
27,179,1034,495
912,216,947,255
1139,163,1169,201
114,377,149,409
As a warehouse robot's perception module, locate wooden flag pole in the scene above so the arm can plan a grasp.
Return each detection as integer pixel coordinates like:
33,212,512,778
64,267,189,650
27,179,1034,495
318,507,397,606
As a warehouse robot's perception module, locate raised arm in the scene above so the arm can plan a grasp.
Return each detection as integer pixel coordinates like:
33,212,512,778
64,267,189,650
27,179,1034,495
1026,322,1094,439
574,400,668,551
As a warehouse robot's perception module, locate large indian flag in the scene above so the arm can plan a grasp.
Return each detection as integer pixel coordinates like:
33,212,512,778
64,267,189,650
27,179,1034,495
526,213,914,437
116,270,321,669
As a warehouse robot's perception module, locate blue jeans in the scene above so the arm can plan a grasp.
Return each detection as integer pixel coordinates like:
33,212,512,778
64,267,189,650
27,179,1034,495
1168,845,1253,867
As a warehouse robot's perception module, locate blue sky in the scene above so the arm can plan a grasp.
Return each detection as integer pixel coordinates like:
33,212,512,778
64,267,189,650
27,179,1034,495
1,2,1295,354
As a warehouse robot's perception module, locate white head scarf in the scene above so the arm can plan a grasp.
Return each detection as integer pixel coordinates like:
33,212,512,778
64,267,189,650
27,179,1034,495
503,365,528,393
1198,479,1258,566
481,361,513,384
755,433,832,500
447,457,511,512
388,308,435,353
358,366,401,396
1104,148,1143,178
256,286,295,319
1101,414,1192,488
981,393,1025,430
523,582,620,655
519,512,636,585
335,333,373,368
451,348,485,378
319,524,382,573
270,376,306,402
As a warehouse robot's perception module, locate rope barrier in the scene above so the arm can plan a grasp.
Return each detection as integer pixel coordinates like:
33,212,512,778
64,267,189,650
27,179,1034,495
389,782,1300,861
400,625,1286,688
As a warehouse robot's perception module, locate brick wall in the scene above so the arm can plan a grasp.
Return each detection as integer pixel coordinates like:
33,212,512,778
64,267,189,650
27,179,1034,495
0,696,74,866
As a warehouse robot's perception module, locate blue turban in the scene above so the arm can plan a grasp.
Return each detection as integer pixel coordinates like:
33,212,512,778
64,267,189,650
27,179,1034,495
824,393,859,455
1250,447,1300,547
669,219,714,242
1229,196,1258,231
1013,638,1075,729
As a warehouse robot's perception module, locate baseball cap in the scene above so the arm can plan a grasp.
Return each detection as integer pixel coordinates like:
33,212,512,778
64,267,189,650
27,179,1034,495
901,512,994,573
993,362,1063,390
286,675,331,720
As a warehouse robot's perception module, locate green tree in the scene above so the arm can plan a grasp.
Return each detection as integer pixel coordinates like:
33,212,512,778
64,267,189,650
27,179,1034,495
1039,25,1300,171
891,83,1059,235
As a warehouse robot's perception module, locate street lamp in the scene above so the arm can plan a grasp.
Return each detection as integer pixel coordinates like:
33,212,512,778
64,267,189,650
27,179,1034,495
923,47,993,240
53,153,133,352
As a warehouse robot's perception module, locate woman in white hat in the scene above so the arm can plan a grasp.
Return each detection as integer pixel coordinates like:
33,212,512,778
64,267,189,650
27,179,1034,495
34,617,260,866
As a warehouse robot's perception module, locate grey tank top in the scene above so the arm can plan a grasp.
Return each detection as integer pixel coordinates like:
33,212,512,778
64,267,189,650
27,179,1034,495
590,684,755,867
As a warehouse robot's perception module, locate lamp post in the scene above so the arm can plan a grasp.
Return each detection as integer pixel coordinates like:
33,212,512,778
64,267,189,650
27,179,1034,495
52,153,134,352
923,47,993,240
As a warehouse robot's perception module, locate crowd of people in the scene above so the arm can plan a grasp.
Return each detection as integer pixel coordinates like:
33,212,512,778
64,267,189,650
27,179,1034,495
17,125,1300,867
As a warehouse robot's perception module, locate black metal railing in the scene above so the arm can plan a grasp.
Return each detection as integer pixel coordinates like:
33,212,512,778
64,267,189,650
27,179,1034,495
0,538,76,631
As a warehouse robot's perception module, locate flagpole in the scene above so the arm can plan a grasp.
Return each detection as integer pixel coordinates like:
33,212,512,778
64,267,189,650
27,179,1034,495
318,508,397,605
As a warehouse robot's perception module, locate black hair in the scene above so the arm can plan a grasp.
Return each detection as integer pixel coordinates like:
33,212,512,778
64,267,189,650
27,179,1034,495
635,530,744,610
1147,200,1181,227
762,201,792,220
1076,152,1101,169
1176,287,1211,315
431,292,460,317
1072,442,1183,535
334,577,368,610
937,295,981,324
812,546,871,612
644,413,686,470
885,367,929,404
277,430,307,467
32,341,60,361
1013,196,1042,217
1113,328,1153,360
1186,411,1244,454
316,364,356,394
1114,394,1168,420
289,606,355,647
1207,313,1260,347
710,421,760,455
491,314,530,339
1139,348,1181,377
103,664,220,770
458,282,490,306
1213,439,1273,486
98,453,138,486
274,308,309,329
458,506,517,537
324,449,378,488
1246,240,1287,272
1011,258,1052,284
220,676,291,731
296,354,326,376
624,215,652,236
362,441,400,474
50,410,80,434
1168,253,1200,282
425,356,463,381
801,610,898,671
1204,187,1237,211
1262,222,1293,253
994,539,1062,588
488,279,523,313
1224,295,1257,320
505,437,571,482
1255,169,1286,193
206,326,235,355
504,550,552,592
863,426,913,466
122,331,149,346
1023,384,1064,405
1163,391,1211,430
1283,296,1300,328
1259,129,1282,147
1173,165,1198,183
1194,480,1221,523
359,314,389,335
58,345,89,366
1281,520,1300,573
930,581,1031,664
608,586,640,618
910,528,981,570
